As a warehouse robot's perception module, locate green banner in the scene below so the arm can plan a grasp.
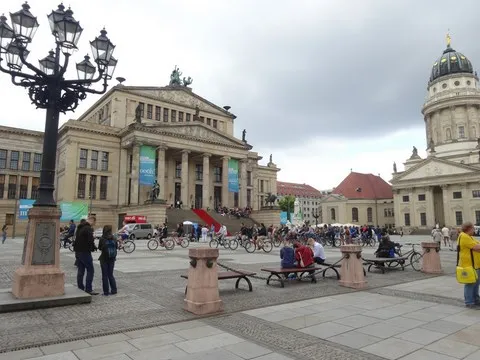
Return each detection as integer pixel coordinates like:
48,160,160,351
60,202,89,221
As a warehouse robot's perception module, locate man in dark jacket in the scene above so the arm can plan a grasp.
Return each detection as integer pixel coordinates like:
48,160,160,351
74,215,98,295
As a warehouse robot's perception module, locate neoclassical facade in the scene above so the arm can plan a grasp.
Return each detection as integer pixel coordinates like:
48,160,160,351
0,76,279,232
392,38,480,230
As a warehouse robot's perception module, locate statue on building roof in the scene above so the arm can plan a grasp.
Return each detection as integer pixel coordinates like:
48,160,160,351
135,104,142,123
393,162,397,173
412,146,418,156
242,129,246,142
169,65,193,87
182,76,193,86
269,154,273,163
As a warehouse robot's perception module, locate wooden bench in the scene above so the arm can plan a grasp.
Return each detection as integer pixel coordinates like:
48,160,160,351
362,256,409,274
261,267,324,288
318,262,341,280
181,270,256,294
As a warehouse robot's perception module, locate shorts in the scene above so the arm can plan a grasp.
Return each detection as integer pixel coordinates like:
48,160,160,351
121,233,128,240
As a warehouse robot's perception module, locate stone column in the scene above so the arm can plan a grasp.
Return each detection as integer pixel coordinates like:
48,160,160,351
27,176,33,199
339,245,367,289
181,150,190,207
450,106,456,139
239,159,247,208
465,105,471,138
222,156,229,208
441,184,449,226
3,174,8,199
130,145,140,205
202,153,211,209
157,146,167,200
425,187,435,227
409,188,416,226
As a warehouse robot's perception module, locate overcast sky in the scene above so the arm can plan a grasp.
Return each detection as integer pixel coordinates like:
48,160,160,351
1,0,479,190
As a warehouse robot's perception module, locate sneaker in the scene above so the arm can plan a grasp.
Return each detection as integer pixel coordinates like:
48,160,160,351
102,293,109,296
465,304,480,309
86,291,99,295
110,291,117,295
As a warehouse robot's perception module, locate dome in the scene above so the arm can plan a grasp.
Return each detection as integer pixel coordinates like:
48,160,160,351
430,45,474,83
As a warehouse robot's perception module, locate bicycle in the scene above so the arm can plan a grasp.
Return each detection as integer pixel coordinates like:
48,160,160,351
390,243,423,271
210,235,238,250
114,233,136,253
147,236,175,250
170,232,190,248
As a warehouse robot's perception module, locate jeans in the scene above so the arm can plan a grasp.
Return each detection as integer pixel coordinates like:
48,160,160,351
2,231,6,244
464,269,480,305
314,257,325,264
76,252,94,293
100,261,117,295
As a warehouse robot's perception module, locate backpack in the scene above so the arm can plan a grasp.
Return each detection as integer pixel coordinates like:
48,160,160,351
105,238,117,260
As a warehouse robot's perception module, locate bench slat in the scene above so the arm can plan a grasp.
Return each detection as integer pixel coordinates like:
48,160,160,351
181,271,256,280
261,267,323,273
363,257,409,262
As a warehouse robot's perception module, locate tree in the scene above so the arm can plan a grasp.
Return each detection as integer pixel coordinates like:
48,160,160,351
278,195,295,214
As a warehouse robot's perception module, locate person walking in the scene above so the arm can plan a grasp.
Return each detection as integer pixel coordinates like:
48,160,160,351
441,225,451,249
74,215,98,295
201,224,208,242
457,222,480,308
1,224,7,244
98,225,117,296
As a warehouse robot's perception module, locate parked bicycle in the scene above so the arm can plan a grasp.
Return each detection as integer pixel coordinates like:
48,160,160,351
390,243,423,271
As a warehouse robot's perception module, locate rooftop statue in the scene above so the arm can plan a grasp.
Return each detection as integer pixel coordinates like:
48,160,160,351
393,162,397,173
169,65,193,87
412,146,418,157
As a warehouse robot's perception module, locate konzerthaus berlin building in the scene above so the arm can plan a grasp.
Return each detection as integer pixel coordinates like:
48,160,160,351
0,72,279,234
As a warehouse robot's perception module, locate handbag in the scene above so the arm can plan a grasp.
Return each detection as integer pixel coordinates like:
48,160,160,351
456,236,478,284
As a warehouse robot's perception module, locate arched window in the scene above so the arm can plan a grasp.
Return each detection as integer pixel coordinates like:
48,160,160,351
446,128,452,140
330,208,336,221
352,207,359,222
367,207,373,223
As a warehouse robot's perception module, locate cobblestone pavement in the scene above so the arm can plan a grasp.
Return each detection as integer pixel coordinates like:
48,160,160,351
0,235,465,359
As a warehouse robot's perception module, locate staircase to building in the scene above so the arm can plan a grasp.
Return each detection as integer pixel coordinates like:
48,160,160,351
165,208,203,228
205,210,258,234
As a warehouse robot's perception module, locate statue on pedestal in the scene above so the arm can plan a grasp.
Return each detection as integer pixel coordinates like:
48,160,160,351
269,154,273,163
135,104,142,123
242,129,246,142
393,162,397,173
150,180,160,201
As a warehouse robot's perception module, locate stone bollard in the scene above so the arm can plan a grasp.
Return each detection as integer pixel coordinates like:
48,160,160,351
184,248,223,315
339,245,367,289
421,242,442,274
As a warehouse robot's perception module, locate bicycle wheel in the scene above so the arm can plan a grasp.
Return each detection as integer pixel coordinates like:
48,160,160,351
262,241,273,253
273,238,282,247
245,241,255,253
229,238,239,250
68,241,75,252
410,252,422,271
209,239,218,248
180,238,190,248
222,239,229,249
333,238,341,247
123,240,136,253
147,239,158,250
164,239,175,250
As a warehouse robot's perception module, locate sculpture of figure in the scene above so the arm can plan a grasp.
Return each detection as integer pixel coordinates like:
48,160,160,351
269,154,273,163
393,162,397,173
182,76,193,86
135,104,142,123
242,129,246,142
264,193,277,206
169,65,182,86
412,146,418,156
193,105,200,121
151,180,160,200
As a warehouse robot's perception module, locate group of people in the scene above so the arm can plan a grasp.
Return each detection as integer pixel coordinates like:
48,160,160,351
280,238,326,273
216,206,252,219
431,225,459,251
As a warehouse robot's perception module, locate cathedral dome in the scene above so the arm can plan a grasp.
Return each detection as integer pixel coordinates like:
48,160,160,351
430,43,474,83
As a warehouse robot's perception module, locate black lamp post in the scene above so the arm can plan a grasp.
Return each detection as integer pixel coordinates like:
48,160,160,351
0,2,118,208
312,208,320,228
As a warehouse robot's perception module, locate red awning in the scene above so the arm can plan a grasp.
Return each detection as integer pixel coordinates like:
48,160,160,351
124,215,147,224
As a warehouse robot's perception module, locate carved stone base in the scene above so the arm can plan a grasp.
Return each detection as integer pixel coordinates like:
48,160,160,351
144,198,167,205
11,206,64,299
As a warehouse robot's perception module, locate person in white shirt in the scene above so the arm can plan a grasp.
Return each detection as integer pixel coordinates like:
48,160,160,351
441,225,450,248
201,225,208,242
217,224,227,240
307,238,326,264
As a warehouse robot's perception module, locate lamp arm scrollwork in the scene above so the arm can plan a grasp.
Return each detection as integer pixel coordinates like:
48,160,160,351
18,47,47,78
0,59,38,80
58,53,70,78
63,67,105,86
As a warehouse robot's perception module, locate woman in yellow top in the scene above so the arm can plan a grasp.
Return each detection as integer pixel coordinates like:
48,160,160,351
458,222,480,308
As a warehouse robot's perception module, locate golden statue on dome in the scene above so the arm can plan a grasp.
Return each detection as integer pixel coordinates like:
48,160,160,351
446,31,451,47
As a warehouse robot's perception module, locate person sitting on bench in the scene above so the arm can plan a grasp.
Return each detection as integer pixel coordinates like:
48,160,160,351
375,233,395,258
280,241,295,268
307,238,326,264
293,242,315,269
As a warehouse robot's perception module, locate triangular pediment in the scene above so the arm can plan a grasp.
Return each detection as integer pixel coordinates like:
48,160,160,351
394,157,478,182
139,123,247,149
320,193,345,202
124,87,231,118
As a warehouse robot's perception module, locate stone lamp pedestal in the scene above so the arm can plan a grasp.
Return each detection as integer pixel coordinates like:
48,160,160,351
12,206,65,299
421,242,443,274
184,248,223,315
339,244,367,289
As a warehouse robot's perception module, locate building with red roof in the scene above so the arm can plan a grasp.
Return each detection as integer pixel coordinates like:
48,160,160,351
277,181,322,223
319,172,394,227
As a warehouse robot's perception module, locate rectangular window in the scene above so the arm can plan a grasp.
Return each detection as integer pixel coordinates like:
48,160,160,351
89,175,97,199
8,175,17,199
175,161,181,178
473,190,480,198
101,152,109,171
33,153,41,172
77,174,86,199
418,194,426,201
213,119,218,128
186,113,191,122
138,102,145,117
5,214,14,226
207,118,211,125
476,210,480,226
178,111,184,122
91,150,98,170
458,126,465,139
147,104,153,119
453,191,462,199
0,150,6,169
404,213,410,226
200,116,205,123
19,176,28,199
10,151,19,170
455,211,463,226
195,164,203,181
31,177,39,199
155,106,161,121
247,171,252,186
213,166,222,182
163,108,169,122
100,176,108,200
0,175,4,199
402,195,409,202
171,110,177,122
420,212,427,226
79,149,88,169
22,152,31,171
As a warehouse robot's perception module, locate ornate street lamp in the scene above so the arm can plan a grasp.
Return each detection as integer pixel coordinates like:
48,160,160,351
0,2,118,300
0,2,118,207
312,208,320,228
